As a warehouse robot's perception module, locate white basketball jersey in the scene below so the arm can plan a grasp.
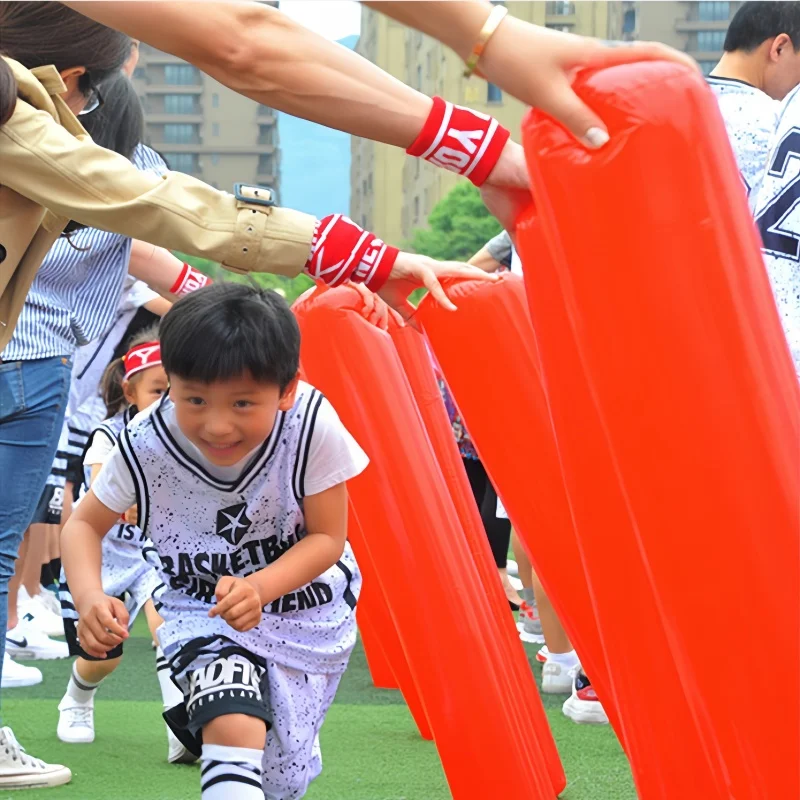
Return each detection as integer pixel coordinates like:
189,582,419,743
753,84,800,378
118,386,361,674
708,77,779,204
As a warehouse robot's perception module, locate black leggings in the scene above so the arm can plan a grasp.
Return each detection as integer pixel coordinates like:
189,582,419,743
463,457,510,568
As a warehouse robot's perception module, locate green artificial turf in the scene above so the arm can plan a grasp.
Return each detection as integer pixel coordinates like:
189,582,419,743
2,617,636,799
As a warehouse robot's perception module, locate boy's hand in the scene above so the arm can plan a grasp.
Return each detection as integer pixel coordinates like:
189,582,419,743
124,505,139,526
76,590,129,659
209,576,263,632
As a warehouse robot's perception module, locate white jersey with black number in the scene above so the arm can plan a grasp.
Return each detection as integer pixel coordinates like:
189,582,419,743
708,76,779,204
100,384,365,675
753,84,800,378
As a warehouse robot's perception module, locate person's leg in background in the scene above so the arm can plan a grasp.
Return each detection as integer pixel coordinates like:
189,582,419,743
18,522,64,639
0,356,73,788
462,458,520,607
478,475,521,607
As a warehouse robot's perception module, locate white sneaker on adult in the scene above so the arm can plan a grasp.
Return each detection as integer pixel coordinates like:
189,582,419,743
541,661,574,695
0,727,71,789
167,727,197,764
1,653,42,689
57,696,95,744
36,587,62,617
6,614,69,660
18,589,64,638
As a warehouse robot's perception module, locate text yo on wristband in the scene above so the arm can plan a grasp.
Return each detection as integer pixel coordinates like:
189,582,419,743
406,96,510,187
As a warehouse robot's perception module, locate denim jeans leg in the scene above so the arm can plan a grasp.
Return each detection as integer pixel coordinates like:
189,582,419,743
0,356,72,715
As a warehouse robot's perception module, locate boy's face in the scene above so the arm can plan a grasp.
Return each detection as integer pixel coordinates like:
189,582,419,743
169,372,299,467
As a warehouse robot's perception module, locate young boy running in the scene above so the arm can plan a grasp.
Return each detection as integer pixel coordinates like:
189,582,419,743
61,283,368,800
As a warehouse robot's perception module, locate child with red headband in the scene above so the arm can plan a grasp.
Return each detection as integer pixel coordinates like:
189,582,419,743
55,328,194,763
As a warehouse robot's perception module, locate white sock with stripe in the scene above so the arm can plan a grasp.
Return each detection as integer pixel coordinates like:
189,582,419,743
67,662,102,704
201,744,263,799
155,646,184,710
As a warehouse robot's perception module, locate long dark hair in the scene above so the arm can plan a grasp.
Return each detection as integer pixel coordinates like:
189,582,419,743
62,72,143,237
0,2,131,125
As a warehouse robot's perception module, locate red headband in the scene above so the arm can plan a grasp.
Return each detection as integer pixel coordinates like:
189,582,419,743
123,342,162,381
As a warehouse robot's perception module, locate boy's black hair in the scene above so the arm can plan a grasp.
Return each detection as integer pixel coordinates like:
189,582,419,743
159,282,300,391
725,2,800,53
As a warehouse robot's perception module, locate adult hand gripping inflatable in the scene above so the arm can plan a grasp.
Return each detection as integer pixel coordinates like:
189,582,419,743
293,286,563,799
518,61,800,798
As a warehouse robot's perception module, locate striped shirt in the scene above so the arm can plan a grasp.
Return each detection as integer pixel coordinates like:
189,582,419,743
1,145,168,362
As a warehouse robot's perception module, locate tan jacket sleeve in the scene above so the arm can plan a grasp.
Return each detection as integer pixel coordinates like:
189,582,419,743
0,98,315,277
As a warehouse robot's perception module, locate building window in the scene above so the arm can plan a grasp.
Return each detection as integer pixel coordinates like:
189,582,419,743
210,153,220,165
697,2,730,22
696,30,726,51
426,51,432,79
487,83,503,103
698,60,717,76
546,1,574,15
258,154,273,175
367,173,373,192
164,64,199,85
424,188,430,214
414,196,420,221
622,8,636,35
258,104,273,116
133,66,146,80
212,93,219,108
163,123,195,143
546,24,571,32
212,122,220,137
164,94,195,114
258,125,274,145
416,65,422,90
162,152,196,173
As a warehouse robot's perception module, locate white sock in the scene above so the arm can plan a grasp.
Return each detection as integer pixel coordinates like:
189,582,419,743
66,662,102,704
546,649,580,670
201,744,263,799
155,646,184,710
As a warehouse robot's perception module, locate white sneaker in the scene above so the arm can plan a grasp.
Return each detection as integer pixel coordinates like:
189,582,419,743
0,726,71,789
57,696,95,744
6,615,69,660
541,661,574,694
1,653,42,689
37,587,62,617
18,590,64,638
562,667,609,725
167,727,197,764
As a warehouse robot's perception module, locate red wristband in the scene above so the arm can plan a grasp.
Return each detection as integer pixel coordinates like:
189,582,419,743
170,263,212,297
305,214,399,292
406,96,510,187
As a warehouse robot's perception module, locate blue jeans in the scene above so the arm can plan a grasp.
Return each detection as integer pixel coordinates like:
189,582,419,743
0,357,72,709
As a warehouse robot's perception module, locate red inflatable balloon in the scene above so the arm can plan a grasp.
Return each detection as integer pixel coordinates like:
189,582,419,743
293,286,562,799
519,60,800,798
388,320,565,791
417,275,621,744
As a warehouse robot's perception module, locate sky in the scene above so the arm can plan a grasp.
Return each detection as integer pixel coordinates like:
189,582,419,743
279,0,361,41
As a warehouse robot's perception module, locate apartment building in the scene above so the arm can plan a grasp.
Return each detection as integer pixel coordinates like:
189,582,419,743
351,1,740,246
132,43,280,200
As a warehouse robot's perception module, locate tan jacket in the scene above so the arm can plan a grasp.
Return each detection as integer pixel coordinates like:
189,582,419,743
0,57,316,351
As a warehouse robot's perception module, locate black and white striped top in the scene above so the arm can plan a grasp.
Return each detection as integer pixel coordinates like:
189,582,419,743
1,145,167,362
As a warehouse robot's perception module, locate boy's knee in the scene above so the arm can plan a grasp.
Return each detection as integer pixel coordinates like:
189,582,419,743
203,713,267,750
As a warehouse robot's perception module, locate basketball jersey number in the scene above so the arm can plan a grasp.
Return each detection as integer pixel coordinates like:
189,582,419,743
756,128,800,261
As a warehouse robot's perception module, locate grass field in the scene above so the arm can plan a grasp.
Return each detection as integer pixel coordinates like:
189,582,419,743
4,617,636,799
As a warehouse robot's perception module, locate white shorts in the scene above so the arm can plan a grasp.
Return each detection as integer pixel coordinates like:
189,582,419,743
166,636,343,800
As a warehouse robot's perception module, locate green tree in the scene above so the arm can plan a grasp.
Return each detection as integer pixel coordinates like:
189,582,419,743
407,182,501,262
175,252,315,304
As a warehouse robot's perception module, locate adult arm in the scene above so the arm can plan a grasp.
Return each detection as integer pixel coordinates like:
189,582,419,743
68,1,698,151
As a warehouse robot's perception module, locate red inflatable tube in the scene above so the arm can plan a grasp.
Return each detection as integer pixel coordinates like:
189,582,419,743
388,320,565,793
416,274,622,737
521,61,800,798
347,503,433,739
293,286,559,799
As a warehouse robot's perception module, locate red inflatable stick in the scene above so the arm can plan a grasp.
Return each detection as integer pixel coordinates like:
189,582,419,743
521,61,800,798
293,287,560,799
388,320,565,793
347,504,433,739
417,275,621,738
